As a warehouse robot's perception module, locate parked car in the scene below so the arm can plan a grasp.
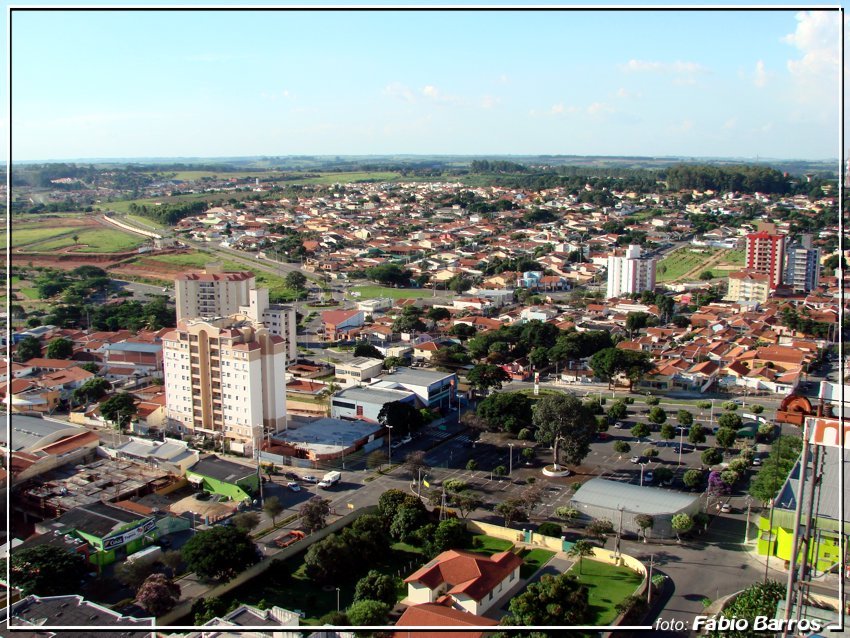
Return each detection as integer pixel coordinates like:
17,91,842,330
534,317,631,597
630,456,645,464
614,421,625,429
284,471,299,480
752,457,762,466
302,475,318,483
720,502,732,513
643,471,654,483
286,481,301,492
400,434,413,445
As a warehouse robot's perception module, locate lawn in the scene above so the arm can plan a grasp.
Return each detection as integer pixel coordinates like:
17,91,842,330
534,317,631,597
32,228,144,253
124,213,166,231
461,534,514,556
571,558,643,625
145,252,214,268
656,248,717,282
5,226,78,248
291,171,401,185
352,285,439,300
230,545,419,625
518,547,556,579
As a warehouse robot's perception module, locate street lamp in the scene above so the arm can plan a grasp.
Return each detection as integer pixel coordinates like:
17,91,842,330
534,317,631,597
386,425,394,466
508,443,514,476
640,462,647,487
336,587,340,612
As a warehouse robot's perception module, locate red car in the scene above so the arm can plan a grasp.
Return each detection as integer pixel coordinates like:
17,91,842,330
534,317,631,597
274,530,306,548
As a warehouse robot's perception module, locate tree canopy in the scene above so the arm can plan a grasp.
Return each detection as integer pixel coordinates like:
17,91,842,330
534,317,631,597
476,391,533,434
532,393,596,468
181,526,258,581
504,573,592,626
3,545,88,596
378,400,424,437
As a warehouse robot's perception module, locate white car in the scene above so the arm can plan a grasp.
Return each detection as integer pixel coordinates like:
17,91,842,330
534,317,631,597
720,503,732,513
302,475,318,484
286,481,301,492
401,434,413,445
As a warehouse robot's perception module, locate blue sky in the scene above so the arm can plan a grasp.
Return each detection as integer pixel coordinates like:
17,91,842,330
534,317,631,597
7,3,844,161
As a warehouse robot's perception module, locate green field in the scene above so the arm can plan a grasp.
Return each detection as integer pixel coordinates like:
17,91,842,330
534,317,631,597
124,213,166,231
32,228,144,253
571,558,643,624
351,285,438,300
462,534,515,556
144,252,212,268
4,225,78,248
291,171,401,185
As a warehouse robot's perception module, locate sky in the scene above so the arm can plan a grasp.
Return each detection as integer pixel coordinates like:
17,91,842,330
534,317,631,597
7,2,845,162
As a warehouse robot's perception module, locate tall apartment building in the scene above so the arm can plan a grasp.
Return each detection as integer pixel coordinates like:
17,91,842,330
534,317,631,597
175,264,256,322
745,222,786,289
162,316,287,448
606,244,656,299
725,269,771,304
175,265,297,363
784,234,820,293
239,288,298,364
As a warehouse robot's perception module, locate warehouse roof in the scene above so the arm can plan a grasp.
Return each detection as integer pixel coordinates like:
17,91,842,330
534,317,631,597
570,478,699,516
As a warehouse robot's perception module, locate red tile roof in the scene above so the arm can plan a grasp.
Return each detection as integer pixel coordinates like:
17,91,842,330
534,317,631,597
393,602,497,638
405,549,522,602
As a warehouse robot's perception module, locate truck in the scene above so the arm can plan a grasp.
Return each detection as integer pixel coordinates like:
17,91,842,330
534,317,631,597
317,470,341,489
274,530,306,548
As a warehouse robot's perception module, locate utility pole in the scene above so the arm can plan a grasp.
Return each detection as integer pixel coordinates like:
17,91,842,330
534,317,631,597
647,554,655,605
616,506,624,561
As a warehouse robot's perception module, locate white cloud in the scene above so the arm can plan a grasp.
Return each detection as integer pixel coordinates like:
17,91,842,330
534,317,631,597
723,117,737,130
616,87,640,99
383,82,415,103
586,102,613,116
622,59,707,75
480,95,500,109
497,74,510,85
754,60,768,88
783,11,840,78
259,89,292,101
420,85,465,106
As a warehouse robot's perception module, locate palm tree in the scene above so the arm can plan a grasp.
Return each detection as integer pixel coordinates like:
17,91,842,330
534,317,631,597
568,539,594,575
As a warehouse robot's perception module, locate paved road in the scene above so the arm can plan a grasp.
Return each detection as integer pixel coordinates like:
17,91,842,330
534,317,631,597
112,278,172,301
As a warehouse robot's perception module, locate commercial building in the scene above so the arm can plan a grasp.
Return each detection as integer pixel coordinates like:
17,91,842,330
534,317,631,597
162,314,287,450
175,263,256,322
330,385,416,422
5,594,154,632
334,356,384,387
569,477,701,539
186,456,260,502
784,234,820,293
606,244,656,299
373,367,458,411
745,221,786,289
725,269,771,304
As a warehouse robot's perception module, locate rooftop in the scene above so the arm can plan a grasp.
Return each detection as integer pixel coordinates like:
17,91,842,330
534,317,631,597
334,385,415,405
570,477,699,516
51,501,150,538
189,456,257,484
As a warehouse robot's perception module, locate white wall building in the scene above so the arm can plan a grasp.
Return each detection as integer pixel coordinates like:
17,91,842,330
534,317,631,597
162,315,287,448
606,244,657,299
175,263,256,322
239,288,298,364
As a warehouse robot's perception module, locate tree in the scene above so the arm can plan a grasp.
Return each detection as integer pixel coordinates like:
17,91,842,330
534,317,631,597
403,450,429,479
72,376,111,405
589,347,654,390
377,488,418,522
495,498,525,527
115,556,159,591
567,539,594,575
45,337,74,359
230,512,261,534
431,517,468,554
710,580,785,637
607,400,628,421
537,522,562,538
284,271,307,290
353,570,399,606
505,573,592,625
653,466,673,485
613,440,631,454
716,427,738,450
100,392,138,430
304,533,354,584
378,400,424,437
300,496,331,533
556,506,579,523
683,469,705,490
366,263,411,287
519,483,545,517
14,335,42,362
465,459,479,471
353,342,383,359
390,505,427,542
263,495,284,526
137,573,181,616
647,406,667,425
427,306,451,321
635,514,654,543
671,513,694,542
466,364,511,394
366,449,388,470
532,394,596,470
160,549,183,578
182,526,258,582
717,412,742,431
476,391,532,434
347,599,391,626
677,410,694,427
392,308,426,334
450,490,483,519
660,423,676,441
4,545,88,596
699,270,714,281
689,425,707,445
587,519,614,547
701,447,723,466
630,423,651,439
